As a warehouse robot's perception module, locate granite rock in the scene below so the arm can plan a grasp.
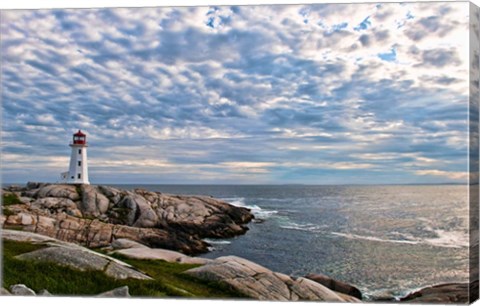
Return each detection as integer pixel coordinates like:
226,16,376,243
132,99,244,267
3,183,253,255
306,273,363,300
112,246,212,265
97,286,130,297
185,255,358,302
9,284,36,296
399,282,475,303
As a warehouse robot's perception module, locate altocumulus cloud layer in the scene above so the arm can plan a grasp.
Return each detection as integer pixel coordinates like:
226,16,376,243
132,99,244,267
0,2,472,184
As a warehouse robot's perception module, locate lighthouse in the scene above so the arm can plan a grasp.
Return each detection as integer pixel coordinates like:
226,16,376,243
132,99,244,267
60,130,90,184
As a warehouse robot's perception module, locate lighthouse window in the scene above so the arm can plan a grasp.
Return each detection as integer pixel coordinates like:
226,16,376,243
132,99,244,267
78,161,82,167
78,149,82,154
78,174,81,179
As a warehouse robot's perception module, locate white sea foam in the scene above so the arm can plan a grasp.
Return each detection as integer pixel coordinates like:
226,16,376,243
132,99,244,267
424,229,469,248
279,221,325,232
204,238,232,245
330,232,420,245
330,230,468,249
223,197,278,219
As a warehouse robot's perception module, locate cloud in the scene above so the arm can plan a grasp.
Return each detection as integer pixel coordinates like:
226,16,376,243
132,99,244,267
0,2,471,184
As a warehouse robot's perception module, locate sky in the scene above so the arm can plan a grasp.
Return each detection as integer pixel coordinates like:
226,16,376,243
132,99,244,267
0,1,475,185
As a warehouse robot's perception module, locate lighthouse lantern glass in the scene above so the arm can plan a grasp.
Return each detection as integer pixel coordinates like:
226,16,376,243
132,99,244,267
73,135,86,145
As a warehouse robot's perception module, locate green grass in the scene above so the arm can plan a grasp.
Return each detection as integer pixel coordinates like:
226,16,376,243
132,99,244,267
1,207,15,216
2,193,22,206
2,240,246,299
111,253,247,298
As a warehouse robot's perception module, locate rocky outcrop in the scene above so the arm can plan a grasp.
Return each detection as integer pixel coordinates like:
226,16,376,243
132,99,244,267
2,183,254,255
306,273,363,300
4,229,152,281
399,282,475,303
16,246,152,280
184,256,360,302
3,209,208,254
110,239,211,265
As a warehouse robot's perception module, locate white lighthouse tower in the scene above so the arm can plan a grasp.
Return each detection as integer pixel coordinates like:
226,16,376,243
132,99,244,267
60,130,90,184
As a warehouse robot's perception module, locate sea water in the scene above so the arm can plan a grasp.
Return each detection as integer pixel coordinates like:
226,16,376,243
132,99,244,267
114,184,469,300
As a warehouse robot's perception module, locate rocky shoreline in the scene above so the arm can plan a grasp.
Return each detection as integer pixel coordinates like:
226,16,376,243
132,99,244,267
1,182,254,254
1,183,475,302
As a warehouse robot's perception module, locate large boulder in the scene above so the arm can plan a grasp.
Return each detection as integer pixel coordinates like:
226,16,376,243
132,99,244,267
30,184,80,201
16,246,111,271
31,197,82,217
147,192,254,238
305,273,362,300
79,185,110,217
109,194,159,227
14,245,152,281
185,256,358,302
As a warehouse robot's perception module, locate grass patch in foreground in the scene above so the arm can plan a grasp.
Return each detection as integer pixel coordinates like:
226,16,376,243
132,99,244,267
112,253,248,298
2,240,246,299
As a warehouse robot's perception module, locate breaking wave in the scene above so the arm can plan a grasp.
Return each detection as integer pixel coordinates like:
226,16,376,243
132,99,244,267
204,238,232,245
330,230,468,249
278,221,468,249
223,197,278,220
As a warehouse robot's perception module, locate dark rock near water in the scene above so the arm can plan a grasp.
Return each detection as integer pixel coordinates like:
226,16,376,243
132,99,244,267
305,273,363,300
399,282,477,303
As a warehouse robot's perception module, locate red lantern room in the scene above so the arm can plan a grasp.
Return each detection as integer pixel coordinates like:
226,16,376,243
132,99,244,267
72,130,87,145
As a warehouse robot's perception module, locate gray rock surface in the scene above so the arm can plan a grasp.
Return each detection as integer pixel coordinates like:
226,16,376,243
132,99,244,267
306,273,363,300
97,286,130,297
112,246,211,265
5,230,152,281
32,184,80,201
9,284,36,296
80,185,110,217
38,289,53,296
185,256,358,302
399,282,475,303
111,238,149,250
16,246,152,280
16,246,111,271
31,197,82,217
104,261,153,280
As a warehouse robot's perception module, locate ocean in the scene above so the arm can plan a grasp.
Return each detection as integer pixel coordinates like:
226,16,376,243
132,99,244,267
116,184,469,300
